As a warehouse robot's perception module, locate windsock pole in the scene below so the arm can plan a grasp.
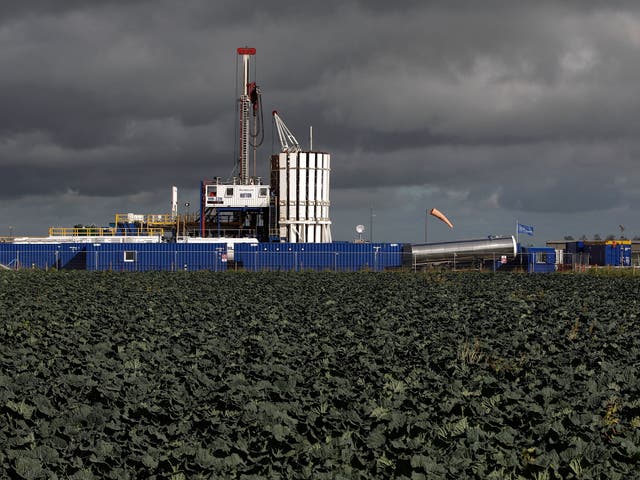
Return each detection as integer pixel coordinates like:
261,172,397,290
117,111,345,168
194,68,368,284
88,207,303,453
425,209,428,243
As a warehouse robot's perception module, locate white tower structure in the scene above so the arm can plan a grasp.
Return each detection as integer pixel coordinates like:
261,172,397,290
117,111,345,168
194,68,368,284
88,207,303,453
271,112,332,243
171,186,178,220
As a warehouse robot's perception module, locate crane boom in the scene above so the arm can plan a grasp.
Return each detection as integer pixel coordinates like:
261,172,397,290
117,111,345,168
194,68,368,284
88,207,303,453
272,111,301,153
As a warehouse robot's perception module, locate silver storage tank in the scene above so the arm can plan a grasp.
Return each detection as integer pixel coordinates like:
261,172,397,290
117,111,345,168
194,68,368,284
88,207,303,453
407,236,517,266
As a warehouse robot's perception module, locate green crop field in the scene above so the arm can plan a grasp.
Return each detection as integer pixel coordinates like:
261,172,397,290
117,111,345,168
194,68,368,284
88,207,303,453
1,271,639,479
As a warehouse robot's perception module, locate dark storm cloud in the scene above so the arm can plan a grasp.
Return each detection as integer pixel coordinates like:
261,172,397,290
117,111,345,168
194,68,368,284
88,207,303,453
0,1,135,20
0,120,234,200
2,0,640,238
497,179,625,214
0,84,124,147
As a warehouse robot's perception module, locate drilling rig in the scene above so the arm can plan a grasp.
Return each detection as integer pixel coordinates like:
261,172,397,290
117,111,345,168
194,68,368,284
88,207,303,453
195,47,331,243
198,47,272,241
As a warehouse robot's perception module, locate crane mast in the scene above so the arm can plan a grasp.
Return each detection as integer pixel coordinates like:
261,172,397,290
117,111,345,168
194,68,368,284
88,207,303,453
272,111,301,153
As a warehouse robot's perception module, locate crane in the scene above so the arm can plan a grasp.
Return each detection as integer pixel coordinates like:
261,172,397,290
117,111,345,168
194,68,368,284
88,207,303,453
272,111,301,153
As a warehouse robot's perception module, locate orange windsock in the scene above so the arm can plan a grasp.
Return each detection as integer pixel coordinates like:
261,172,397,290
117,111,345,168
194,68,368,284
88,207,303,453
429,208,454,229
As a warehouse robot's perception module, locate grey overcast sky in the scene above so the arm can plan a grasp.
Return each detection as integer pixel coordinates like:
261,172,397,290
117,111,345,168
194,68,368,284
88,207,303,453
1,0,639,243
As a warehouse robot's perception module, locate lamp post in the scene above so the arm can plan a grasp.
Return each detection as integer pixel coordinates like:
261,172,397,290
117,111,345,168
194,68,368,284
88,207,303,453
184,202,190,237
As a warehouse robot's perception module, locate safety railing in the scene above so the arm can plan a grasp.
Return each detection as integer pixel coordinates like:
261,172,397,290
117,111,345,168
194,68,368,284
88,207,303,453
197,228,261,238
115,213,199,226
48,227,165,237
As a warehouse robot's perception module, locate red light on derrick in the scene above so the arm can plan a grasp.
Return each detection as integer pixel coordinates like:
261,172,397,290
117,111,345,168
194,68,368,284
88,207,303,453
237,47,256,55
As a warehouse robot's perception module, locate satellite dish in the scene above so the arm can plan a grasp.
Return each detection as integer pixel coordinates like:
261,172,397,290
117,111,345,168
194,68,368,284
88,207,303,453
355,224,365,234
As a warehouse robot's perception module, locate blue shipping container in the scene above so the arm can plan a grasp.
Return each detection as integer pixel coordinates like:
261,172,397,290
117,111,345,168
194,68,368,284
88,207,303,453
604,244,632,267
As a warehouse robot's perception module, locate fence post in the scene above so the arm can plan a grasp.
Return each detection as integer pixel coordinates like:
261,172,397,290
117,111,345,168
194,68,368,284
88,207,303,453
374,246,380,272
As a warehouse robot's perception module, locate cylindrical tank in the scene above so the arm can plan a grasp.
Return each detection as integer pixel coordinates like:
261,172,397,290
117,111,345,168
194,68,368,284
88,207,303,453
272,151,332,243
407,236,517,265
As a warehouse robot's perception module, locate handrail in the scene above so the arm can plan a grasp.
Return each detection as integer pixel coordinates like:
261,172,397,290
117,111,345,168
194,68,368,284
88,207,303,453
48,227,164,237
115,213,175,225
115,213,199,225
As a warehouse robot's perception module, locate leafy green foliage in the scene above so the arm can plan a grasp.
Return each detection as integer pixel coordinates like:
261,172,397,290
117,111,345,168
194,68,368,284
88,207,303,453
1,270,640,478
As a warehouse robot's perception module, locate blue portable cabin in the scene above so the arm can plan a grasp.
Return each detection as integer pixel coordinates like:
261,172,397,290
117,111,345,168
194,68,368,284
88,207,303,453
520,246,557,273
234,242,403,272
0,243,88,270
85,243,228,272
